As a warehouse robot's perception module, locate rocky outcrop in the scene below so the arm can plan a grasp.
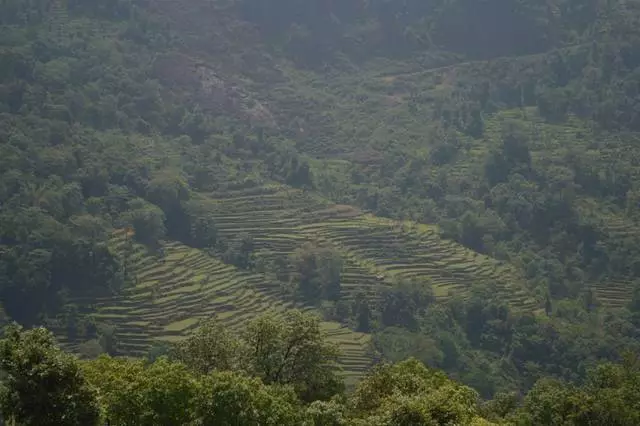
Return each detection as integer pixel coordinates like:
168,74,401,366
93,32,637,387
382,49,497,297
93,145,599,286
153,52,277,129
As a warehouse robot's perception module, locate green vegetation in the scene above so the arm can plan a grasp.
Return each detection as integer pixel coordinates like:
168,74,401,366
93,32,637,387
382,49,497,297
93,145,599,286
3,0,640,411
2,322,640,425
51,229,372,383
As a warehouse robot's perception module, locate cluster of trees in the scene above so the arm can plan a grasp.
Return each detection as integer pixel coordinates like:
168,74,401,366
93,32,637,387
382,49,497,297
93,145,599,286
286,243,344,304
0,0,314,329
276,265,640,398
2,311,640,425
259,247,435,333
255,244,640,398
371,283,640,397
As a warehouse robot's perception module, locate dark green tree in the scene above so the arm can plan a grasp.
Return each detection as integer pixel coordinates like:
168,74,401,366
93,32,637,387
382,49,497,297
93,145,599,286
243,310,344,402
0,325,100,426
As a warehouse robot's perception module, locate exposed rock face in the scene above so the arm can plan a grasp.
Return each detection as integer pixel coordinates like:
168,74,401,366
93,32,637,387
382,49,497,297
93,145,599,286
143,0,278,129
195,65,277,129
153,52,277,129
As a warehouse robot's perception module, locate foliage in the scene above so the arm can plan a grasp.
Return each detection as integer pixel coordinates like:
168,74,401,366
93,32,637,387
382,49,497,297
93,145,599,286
372,287,640,397
83,355,198,426
222,232,256,269
165,311,344,403
510,354,640,425
194,371,302,426
241,310,344,402
348,358,492,426
379,278,434,331
289,243,343,304
4,0,640,409
124,199,167,246
172,317,242,375
3,322,640,425
0,325,100,426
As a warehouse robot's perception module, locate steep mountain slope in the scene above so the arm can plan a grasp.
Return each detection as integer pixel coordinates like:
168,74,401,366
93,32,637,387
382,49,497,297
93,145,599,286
4,0,640,396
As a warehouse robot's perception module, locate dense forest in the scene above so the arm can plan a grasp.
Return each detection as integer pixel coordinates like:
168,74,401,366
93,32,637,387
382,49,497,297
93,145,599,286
2,314,640,425
3,0,640,420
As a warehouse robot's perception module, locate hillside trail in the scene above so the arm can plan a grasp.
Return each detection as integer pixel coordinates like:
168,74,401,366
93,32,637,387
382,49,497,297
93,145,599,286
375,41,595,83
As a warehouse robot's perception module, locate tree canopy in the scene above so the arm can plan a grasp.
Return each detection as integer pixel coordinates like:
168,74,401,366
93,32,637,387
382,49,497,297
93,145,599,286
2,320,640,425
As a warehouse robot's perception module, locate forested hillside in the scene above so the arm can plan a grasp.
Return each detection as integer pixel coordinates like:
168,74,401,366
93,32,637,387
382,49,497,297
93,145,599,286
3,0,640,404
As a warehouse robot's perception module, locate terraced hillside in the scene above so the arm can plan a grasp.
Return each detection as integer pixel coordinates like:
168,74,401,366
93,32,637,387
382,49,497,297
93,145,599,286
199,184,538,309
264,71,640,314
74,229,372,384
61,182,538,381
592,279,634,309
574,200,640,308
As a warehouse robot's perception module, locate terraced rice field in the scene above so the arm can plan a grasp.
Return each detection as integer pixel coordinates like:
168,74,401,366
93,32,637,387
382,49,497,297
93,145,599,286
592,279,634,309
65,183,540,380
199,184,537,309
75,229,372,381
573,201,638,308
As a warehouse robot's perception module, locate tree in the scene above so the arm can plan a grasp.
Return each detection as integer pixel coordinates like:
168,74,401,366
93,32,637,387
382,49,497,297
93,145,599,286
0,325,100,426
82,356,147,425
630,280,640,315
194,371,301,426
379,278,434,331
97,322,118,355
582,356,640,425
83,355,198,426
172,317,243,375
354,293,372,333
481,391,519,422
125,199,166,246
512,355,640,425
242,310,344,402
146,170,191,240
305,398,348,426
146,170,190,211
545,293,553,316
290,243,343,304
349,358,491,425
373,327,444,369
137,357,198,426
189,214,218,249
286,156,314,189
223,232,255,269
515,378,591,425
